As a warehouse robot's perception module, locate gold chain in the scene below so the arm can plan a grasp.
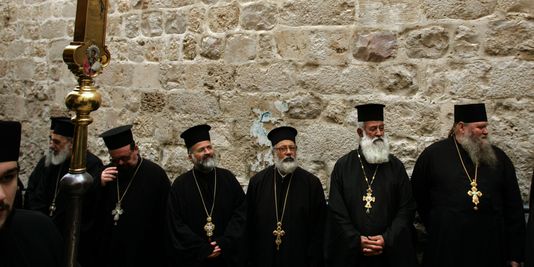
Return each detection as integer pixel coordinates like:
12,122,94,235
273,167,293,225
192,168,217,219
116,157,143,204
453,138,478,183
453,137,482,210
356,150,379,190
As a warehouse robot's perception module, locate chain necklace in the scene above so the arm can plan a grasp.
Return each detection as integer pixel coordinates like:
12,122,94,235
49,162,64,217
454,137,482,210
357,150,379,214
192,168,217,241
273,167,293,250
112,157,143,225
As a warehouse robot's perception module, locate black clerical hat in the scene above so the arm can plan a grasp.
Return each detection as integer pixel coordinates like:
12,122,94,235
0,121,21,162
50,116,70,130
180,124,211,149
355,103,385,122
53,119,74,138
267,126,297,146
100,125,135,150
454,103,487,123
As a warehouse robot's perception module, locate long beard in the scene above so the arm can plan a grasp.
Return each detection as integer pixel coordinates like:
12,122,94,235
360,134,390,164
192,154,217,173
274,156,298,175
46,148,70,166
457,132,497,168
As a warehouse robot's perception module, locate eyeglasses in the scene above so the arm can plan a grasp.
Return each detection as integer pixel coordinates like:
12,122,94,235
110,150,134,164
274,145,297,153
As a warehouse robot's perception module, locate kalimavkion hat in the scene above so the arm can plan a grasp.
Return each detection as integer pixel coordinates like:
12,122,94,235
50,116,70,130
180,124,211,149
100,125,135,150
355,103,385,122
53,119,75,138
0,121,22,162
454,103,487,123
267,126,297,147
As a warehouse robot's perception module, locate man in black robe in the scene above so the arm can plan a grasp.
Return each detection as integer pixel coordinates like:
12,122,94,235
26,118,103,266
93,125,170,267
325,104,417,267
411,103,525,267
246,126,326,267
167,124,246,267
526,169,534,267
0,120,64,267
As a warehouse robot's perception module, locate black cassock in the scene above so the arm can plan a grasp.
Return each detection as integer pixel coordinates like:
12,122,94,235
411,137,525,267
166,167,246,267
91,158,170,267
246,166,326,267
26,151,103,266
0,209,64,267
526,170,534,267
325,149,417,267
24,155,46,209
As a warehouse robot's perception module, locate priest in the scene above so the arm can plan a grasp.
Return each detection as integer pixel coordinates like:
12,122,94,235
246,126,326,267
411,103,525,267
0,120,64,267
166,124,246,267
325,103,417,267
93,124,170,267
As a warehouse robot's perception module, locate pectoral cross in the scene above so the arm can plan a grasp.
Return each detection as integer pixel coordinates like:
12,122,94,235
112,202,123,225
49,202,56,217
363,188,375,214
273,221,285,250
467,181,482,210
204,216,215,241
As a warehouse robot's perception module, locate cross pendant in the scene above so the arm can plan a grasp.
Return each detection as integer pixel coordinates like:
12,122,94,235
49,202,56,217
273,221,285,250
204,216,215,240
111,202,124,225
467,181,482,210
362,188,375,214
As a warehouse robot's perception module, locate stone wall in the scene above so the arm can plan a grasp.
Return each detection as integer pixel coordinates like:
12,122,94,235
1,0,533,201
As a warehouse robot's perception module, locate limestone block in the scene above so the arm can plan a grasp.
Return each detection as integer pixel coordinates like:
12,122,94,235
234,62,298,92
21,22,40,40
224,33,257,63
495,0,534,14
487,59,534,98
452,25,480,58
298,123,358,162
484,14,534,60
405,26,450,59
160,63,185,89
161,146,190,180
385,101,441,139
48,39,70,62
308,29,351,65
167,90,222,119
188,7,206,33
183,63,236,91
357,0,423,26
208,3,240,33
116,0,131,13
137,141,161,162
202,0,220,4
143,39,163,62
422,0,496,20
98,63,135,87
165,9,187,34
128,40,148,62
353,31,397,62
141,11,164,37
12,59,36,81
258,33,276,60
149,0,195,8
141,92,166,112
132,64,161,89
295,65,378,95
0,95,26,119
107,15,122,38
30,41,48,58
59,0,76,18
324,99,350,124
200,35,225,60
286,93,324,119
240,2,277,31
107,38,129,62
377,64,418,95
274,29,310,60
124,13,141,38
278,0,355,26
40,19,68,39
183,33,198,60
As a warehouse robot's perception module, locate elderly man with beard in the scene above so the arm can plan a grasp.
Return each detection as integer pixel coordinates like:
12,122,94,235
26,118,103,266
246,126,326,267
93,125,170,267
411,103,525,267
325,104,417,267
166,124,246,267
0,121,64,267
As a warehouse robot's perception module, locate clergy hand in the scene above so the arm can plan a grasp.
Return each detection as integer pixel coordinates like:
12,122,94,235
360,235,384,256
207,241,221,259
508,261,520,267
101,167,118,186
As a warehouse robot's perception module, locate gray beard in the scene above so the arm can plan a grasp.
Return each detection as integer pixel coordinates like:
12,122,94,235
457,133,498,168
46,148,70,167
274,156,298,175
360,134,390,164
192,155,217,173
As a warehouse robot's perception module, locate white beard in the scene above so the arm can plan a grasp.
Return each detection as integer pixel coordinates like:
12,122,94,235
192,154,217,172
360,133,390,164
274,156,298,175
46,148,70,166
456,132,497,168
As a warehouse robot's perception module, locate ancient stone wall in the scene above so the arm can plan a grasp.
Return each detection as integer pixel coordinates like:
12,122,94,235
1,0,533,201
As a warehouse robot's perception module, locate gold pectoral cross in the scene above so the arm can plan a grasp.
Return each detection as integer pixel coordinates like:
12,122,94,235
363,188,375,214
467,181,482,210
204,216,215,240
112,202,124,225
273,221,285,250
